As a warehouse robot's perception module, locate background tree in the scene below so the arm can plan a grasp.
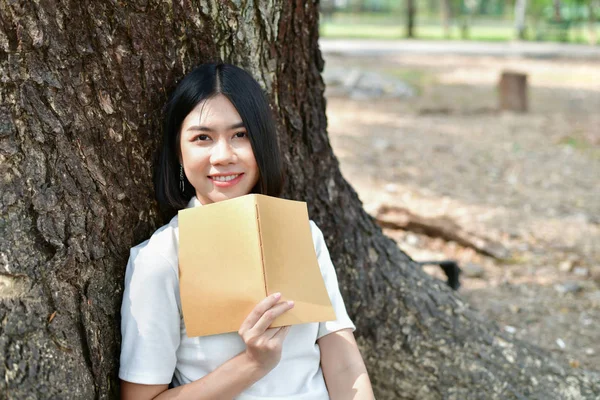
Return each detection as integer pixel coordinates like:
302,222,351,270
553,0,564,20
459,0,478,39
320,0,338,22
588,0,598,44
1,1,599,399
441,0,454,38
407,0,417,38
515,0,529,39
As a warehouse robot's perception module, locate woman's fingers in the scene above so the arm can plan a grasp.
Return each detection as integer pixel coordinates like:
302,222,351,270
239,293,282,334
271,325,291,340
237,296,294,374
261,327,283,340
249,300,294,336
262,324,291,340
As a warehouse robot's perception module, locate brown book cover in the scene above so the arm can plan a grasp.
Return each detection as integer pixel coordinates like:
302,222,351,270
178,194,336,337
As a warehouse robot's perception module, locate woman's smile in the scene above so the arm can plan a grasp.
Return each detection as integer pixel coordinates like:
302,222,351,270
209,173,245,187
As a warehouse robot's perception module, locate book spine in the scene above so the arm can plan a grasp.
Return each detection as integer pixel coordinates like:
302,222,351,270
255,202,268,297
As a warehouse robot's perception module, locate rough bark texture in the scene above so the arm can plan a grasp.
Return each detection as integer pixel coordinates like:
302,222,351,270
1,1,599,399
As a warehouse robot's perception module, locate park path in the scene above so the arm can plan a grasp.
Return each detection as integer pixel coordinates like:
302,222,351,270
320,38,600,59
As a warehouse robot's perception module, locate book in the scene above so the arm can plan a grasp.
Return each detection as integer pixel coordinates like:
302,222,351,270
178,194,336,337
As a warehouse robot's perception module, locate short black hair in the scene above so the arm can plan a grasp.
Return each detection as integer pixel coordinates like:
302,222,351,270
155,63,284,210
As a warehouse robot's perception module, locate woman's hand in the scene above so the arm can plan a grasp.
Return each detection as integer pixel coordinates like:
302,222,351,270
122,294,294,400
238,292,294,374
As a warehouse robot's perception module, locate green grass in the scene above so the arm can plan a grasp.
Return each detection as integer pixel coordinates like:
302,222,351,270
321,22,514,42
320,13,600,44
416,25,513,41
321,23,405,40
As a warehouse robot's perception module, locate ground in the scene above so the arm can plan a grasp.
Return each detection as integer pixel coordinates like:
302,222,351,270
323,51,600,371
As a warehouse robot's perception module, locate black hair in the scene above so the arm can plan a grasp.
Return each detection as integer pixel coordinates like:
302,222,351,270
155,63,284,210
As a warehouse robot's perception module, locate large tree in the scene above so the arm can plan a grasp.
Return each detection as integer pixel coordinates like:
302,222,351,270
1,1,598,399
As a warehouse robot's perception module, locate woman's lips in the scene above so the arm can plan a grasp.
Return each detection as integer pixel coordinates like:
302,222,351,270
209,173,244,188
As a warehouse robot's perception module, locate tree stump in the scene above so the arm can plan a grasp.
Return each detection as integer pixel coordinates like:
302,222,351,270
498,71,528,112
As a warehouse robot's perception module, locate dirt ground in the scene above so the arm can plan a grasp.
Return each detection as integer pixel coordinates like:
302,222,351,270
323,52,600,371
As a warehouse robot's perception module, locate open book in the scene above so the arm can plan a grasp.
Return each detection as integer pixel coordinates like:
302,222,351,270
178,194,336,337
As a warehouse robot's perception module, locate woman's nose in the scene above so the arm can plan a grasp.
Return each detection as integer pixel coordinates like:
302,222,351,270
210,139,236,165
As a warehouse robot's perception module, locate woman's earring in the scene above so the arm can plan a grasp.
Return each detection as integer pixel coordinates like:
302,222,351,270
179,165,185,192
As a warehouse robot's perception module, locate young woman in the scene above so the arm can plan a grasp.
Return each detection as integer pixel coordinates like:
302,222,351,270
119,63,375,400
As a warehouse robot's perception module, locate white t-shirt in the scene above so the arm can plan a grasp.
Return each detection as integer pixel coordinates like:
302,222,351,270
119,197,355,399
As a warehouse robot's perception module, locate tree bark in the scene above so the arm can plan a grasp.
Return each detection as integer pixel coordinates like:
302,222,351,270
1,1,599,399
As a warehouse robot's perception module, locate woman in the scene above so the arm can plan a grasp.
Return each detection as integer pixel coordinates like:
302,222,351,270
119,63,374,399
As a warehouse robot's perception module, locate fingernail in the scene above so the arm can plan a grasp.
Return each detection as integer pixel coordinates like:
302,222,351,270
273,292,281,299
287,300,294,307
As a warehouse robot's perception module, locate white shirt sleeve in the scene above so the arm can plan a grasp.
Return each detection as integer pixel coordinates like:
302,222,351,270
310,221,356,339
119,243,181,384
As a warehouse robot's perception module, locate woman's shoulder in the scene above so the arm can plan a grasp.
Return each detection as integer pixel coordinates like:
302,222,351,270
128,214,180,275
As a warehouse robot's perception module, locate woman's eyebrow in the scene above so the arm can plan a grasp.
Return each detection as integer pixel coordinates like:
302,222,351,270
187,122,245,132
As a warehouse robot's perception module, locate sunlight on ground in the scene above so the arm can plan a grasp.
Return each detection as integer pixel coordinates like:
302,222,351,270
323,52,600,368
391,55,600,91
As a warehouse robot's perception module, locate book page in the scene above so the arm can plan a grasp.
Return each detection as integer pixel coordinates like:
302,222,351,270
178,196,265,337
256,195,336,327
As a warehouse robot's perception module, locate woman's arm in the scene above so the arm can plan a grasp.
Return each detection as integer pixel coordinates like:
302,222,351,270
121,351,266,400
121,293,294,400
319,328,375,400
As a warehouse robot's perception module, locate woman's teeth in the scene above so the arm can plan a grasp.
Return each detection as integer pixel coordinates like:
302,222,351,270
212,174,240,182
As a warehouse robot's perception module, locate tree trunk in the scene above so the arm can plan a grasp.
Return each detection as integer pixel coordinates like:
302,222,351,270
460,0,476,40
589,1,598,45
553,0,563,21
406,0,416,38
514,0,528,40
441,0,453,39
1,1,599,399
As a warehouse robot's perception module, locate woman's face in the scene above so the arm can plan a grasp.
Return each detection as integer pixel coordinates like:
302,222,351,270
179,94,259,205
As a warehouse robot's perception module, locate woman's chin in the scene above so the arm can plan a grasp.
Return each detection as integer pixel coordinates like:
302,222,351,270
209,191,248,203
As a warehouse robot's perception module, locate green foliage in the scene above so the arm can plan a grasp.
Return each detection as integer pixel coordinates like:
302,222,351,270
320,20,515,41
324,0,599,21
320,0,600,43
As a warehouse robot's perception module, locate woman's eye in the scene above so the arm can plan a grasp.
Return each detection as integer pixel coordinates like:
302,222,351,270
234,131,247,139
195,134,210,141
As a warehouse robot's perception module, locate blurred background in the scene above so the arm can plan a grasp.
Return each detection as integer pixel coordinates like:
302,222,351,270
320,0,599,43
318,0,599,372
